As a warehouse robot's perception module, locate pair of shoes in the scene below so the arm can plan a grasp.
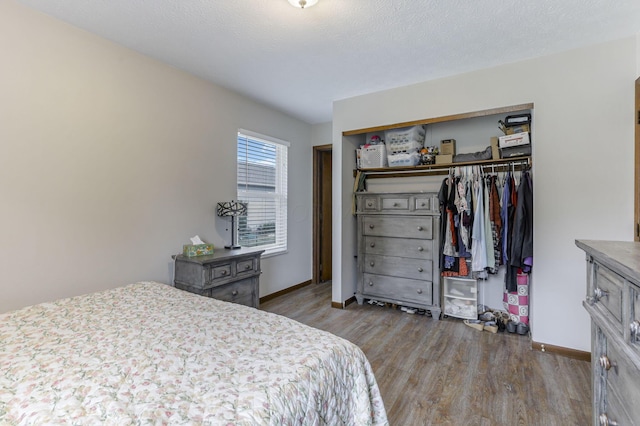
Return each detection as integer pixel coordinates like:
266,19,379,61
496,318,506,332
517,323,529,335
483,321,498,333
506,321,517,333
416,309,426,315
367,299,377,305
464,319,484,331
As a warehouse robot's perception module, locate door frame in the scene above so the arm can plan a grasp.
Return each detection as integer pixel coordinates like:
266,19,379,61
635,77,640,241
312,144,332,284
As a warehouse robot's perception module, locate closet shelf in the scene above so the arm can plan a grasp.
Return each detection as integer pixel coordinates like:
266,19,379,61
354,156,531,179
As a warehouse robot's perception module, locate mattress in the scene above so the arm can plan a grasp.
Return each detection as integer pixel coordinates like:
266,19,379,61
0,282,388,425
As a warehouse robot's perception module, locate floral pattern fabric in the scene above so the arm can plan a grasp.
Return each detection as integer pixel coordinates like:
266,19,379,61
0,282,388,425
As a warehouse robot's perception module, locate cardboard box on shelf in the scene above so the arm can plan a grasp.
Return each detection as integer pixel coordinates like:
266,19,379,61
435,154,453,164
498,132,530,148
490,137,500,160
440,139,456,155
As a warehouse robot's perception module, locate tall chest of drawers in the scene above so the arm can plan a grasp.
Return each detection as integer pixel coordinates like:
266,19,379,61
356,192,441,319
576,240,640,426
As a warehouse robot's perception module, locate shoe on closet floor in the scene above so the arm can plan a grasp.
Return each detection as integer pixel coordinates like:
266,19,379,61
517,322,529,335
464,319,484,331
506,321,517,333
483,321,498,333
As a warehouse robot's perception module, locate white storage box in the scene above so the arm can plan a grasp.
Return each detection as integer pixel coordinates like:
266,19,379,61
388,151,420,167
385,125,425,145
360,145,387,168
498,131,530,148
385,139,423,155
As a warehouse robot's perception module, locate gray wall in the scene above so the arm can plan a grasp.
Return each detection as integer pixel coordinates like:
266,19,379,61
0,0,314,312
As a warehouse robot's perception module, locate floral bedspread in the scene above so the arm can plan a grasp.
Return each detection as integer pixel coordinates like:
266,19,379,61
0,282,387,425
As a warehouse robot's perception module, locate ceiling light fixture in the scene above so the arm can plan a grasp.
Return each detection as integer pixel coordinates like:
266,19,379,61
288,0,318,8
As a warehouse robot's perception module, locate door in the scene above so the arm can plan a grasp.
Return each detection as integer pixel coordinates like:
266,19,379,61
313,145,332,283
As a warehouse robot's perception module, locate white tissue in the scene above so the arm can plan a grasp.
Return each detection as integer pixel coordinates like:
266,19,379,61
190,235,205,245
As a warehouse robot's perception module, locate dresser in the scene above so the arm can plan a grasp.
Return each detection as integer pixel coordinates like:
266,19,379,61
174,248,264,308
355,192,441,319
576,240,640,425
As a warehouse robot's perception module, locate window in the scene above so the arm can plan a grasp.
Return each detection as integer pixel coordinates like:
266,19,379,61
237,129,289,255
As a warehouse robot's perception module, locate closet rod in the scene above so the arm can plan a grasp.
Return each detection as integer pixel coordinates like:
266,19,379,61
359,159,530,177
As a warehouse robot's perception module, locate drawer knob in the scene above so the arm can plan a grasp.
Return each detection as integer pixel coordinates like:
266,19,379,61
418,247,424,252
631,320,640,341
599,413,618,426
393,202,399,207
594,287,609,301
367,202,373,207
368,281,374,286
418,267,423,272
417,226,423,231
421,202,426,207
245,264,251,270
232,290,238,296
221,270,228,276
417,289,423,294
370,242,375,248
599,355,612,371
369,261,375,267
369,224,375,229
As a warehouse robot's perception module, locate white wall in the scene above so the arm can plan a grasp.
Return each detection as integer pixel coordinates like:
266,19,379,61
333,36,638,351
0,0,313,313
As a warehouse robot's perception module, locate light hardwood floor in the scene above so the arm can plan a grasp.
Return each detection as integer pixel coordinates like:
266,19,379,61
260,282,591,426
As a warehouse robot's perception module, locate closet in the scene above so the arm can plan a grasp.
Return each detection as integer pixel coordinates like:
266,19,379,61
349,104,534,323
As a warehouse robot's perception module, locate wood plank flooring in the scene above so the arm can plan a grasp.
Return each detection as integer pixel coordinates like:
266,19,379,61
260,282,591,426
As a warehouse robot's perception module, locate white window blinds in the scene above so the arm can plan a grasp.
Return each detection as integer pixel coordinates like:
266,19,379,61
237,129,289,255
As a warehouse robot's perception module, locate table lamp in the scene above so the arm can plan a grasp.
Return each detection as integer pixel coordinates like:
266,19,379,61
216,200,248,249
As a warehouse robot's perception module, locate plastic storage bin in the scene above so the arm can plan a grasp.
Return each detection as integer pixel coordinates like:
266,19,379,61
443,277,478,319
359,145,387,168
385,125,425,154
387,151,421,167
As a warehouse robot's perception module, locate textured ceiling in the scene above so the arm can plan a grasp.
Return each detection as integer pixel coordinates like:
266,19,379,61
16,0,640,124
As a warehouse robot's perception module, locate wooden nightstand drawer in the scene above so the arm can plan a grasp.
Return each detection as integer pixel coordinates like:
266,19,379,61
211,264,232,281
236,259,255,275
209,278,254,304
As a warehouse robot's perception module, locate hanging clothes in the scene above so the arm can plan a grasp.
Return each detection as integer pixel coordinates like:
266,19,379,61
471,175,488,273
506,170,533,291
488,175,502,271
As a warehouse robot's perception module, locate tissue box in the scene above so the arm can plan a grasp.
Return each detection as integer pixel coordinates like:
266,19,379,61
183,244,214,257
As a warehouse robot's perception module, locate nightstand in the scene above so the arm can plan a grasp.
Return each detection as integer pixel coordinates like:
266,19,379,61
173,248,264,308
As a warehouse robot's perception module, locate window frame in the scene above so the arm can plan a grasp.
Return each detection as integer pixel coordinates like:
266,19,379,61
236,128,289,257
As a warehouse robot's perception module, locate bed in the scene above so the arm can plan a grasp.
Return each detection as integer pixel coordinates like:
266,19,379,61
0,282,388,425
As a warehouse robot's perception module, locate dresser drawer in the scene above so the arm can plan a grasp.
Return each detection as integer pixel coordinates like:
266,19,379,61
364,236,433,260
381,197,409,210
209,278,254,304
360,196,379,211
362,273,432,305
592,263,624,325
414,197,431,210
602,389,634,426
210,263,232,282
363,216,433,239
236,259,255,275
600,337,640,422
364,254,432,281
